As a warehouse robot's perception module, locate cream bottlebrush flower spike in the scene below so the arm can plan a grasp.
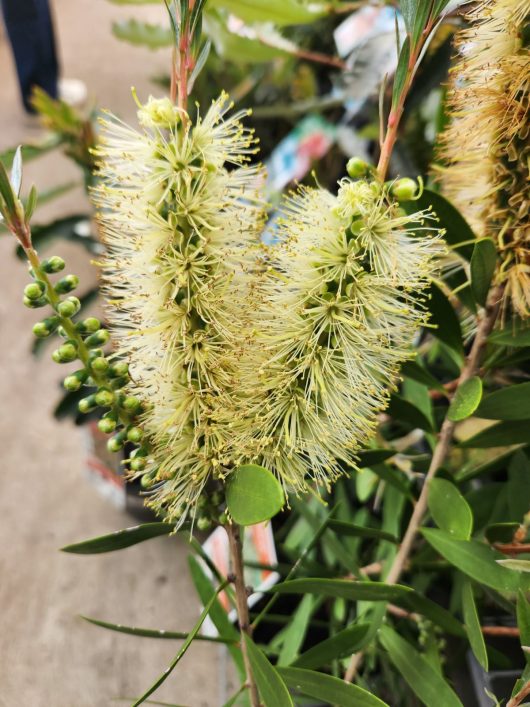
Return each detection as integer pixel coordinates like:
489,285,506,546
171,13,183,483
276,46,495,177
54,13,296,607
92,93,265,524
439,0,530,316
236,177,443,494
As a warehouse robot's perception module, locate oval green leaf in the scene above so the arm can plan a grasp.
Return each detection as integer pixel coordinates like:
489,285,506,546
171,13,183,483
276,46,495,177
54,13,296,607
428,478,473,539
470,238,497,307
476,382,530,421
462,581,488,671
448,377,483,422
379,625,464,707
278,666,389,707
61,522,174,554
226,464,284,526
244,635,293,707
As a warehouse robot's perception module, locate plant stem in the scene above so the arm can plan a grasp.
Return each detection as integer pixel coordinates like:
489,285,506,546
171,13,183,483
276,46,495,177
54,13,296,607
226,523,261,707
344,283,504,683
377,17,434,181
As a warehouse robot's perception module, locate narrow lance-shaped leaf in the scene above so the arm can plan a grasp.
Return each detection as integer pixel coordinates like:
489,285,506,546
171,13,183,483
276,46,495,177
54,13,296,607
292,623,370,670
459,420,530,448
278,666,390,707
379,625,463,707
132,579,230,707
243,635,293,707
61,522,175,554
462,581,488,671
517,590,530,658
475,382,530,421
80,615,237,644
470,238,497,307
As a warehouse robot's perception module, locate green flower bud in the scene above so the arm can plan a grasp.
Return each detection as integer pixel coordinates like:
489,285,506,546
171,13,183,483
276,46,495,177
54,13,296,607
41,256,65,274
24,281,45,300
346,156,369,179
63,369,88,391
94,388,115,407
109,361,129,378
98,416,117,434
127,426,143,444
78,394,97,413
140,471,155,488
56,296,81,318
82,317,101,333
218,512,228,525
85,329,110,348
90,356,109,374
88,348,103,361
54,274,79,294
197,516,212,531
392,177,418,202
32,321,50,338
122,396,142,414
24,295,47,309
130,456,147,472
107,431,126,453
52,343,78,363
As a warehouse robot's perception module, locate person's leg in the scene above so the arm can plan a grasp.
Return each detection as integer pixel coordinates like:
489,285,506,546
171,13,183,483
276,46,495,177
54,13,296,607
0,0,59,112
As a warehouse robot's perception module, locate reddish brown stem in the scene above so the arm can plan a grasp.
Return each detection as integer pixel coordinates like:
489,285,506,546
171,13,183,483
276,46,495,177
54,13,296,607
226,524,260,707
508,681,530,707
493,543,530,555
481,626,520,637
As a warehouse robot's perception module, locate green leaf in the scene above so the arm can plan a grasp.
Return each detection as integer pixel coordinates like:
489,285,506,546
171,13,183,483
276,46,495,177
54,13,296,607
226,464,284,526
187,556,244,677
459,420,530,448
427,283,464,355
204,10,286,64
476,382,530,421
293,623,370,669
456,447,524,482
370,463,412,497
209,0,326,26
392,37,411,108
422,528,528,592
402,593,465,637
271,578,413,602
517,590,530,654
401,360,446,393
447,377,483,422
80,615,236,644
112,19,173,49
388,395,435,432
462,581,488,671
132,579,229,706
497,559,530,573
327,519,399,544
379,625,463,707
357,449,395,467
61,522,174,554
489,324,530,348
0,158,16,215
415,189,476,260
278,667,389,707
277,595,314,666
470,238,497,307
244,635,293,707
428,479,473,539
508,452,530,522
399,0,417,35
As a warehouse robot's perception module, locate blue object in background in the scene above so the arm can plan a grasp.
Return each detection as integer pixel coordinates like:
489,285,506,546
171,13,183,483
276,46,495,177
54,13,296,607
1,0,59,112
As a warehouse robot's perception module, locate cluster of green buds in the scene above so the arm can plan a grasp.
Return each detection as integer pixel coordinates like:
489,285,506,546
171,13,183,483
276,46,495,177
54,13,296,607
25,252,150,467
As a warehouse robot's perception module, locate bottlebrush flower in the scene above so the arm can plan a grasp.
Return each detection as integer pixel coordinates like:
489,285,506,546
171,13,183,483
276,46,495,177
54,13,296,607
439,0,530,316
234,178,443,494
92,93,265,524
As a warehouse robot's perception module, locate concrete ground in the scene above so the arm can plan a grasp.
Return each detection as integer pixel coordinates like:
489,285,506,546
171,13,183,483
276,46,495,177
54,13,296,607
0,2,224,705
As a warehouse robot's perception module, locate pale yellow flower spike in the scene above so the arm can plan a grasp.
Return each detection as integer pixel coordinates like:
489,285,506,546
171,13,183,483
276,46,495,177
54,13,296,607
439,0,530,317
234,178,443,496
92,94,266,525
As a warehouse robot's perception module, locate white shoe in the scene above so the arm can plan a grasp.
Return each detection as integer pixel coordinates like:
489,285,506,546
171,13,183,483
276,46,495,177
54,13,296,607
58,78,88,108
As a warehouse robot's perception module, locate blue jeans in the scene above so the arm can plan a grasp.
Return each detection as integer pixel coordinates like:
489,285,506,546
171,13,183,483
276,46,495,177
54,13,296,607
1,0,59,112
